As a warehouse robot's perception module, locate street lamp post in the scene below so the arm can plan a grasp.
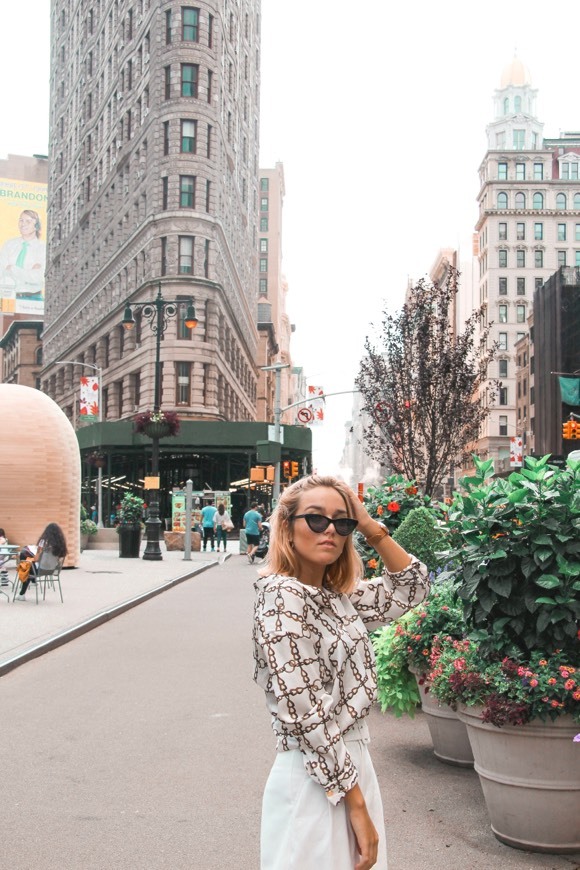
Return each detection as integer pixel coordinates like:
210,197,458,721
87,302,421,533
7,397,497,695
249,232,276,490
261,363,290,504
122,284,198,560
55,359,104,528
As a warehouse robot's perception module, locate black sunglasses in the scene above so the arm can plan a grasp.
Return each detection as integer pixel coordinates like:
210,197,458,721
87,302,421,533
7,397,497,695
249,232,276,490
292,514,358,536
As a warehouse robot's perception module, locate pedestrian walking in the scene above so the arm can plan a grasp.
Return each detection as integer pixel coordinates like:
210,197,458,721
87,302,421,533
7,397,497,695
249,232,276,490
243,502,263,563
252,474,429,870
200,500,218,551
213,503,233,552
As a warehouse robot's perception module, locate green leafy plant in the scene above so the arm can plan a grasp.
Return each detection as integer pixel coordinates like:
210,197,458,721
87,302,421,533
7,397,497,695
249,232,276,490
392,506,448,574
371,623,421,718
134,409,180,436
117,493,145,525
80,518,98,536
400,579,466,673
441,454,580,659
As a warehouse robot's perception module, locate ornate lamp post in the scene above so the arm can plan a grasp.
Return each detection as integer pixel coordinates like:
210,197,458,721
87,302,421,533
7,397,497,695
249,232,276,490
122,284,198,560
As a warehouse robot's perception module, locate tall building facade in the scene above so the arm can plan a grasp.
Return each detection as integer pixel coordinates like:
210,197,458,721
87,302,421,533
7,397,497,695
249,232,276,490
474,58,580,465
40,1,311,514
43,1,261,424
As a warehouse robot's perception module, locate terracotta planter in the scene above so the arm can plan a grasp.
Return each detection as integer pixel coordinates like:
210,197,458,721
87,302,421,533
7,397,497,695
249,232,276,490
458,705,580,853
413,672,474,767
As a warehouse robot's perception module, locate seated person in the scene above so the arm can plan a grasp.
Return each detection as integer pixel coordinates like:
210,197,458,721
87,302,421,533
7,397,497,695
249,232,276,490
0,528,10,586
16,523,67,601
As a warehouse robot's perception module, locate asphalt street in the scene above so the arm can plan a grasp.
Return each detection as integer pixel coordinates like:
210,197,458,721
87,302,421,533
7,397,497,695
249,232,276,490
0,554,579,869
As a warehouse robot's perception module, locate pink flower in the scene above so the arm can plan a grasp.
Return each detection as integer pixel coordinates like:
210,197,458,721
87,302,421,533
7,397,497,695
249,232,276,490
573,734,580,743
529,679,538,688
564,679,576,691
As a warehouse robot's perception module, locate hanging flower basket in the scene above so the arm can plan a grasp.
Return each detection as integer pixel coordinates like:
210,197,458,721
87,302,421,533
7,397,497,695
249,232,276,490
86,451,107,468
134,410,180,439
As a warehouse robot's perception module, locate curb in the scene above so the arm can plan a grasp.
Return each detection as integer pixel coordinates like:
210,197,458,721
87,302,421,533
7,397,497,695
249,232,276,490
0,559,220,678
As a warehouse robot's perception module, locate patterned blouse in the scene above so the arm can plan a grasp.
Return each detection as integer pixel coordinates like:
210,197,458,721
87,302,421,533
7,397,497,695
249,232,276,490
253,558,429,805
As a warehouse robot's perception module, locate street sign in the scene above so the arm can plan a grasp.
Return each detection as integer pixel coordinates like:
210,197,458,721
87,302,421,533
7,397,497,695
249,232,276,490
297,407,314,424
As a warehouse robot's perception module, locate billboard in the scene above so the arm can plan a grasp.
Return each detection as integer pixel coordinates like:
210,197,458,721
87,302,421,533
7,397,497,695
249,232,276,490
0,176,47,316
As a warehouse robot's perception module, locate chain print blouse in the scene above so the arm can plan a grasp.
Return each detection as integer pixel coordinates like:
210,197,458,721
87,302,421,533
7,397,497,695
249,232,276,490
253,558,429,805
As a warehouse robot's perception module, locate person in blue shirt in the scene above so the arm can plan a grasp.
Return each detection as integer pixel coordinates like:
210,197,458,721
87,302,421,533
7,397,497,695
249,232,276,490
200,501,218,551
243,502,263,563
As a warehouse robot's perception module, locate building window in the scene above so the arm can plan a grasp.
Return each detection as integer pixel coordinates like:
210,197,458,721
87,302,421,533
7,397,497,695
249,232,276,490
260,197,268,212
497,192,508,209
259,278,267,294
517,331,525,342
208,13,214,47
259,238,268,253
534,249,543,268
499,304,508,323
558,250,567,267
530,386,535,405
499,332,508,350
178,236,194,274
204,239,210,278
516,163,525,180
176,362,191,405
498,163,507,180
499,359,508,378
561,161,579,180
206,124,212,159
163,121,170,155
517,277,526,295
576,250,580,267
558,223,567,241
164,65,171,99
260,177,269,191
533,162,543,180
499,249,508,268
516,222,525,240
575,193,580,209
499,276,507,295
516,250,525,268
207,69,213,104
165,8,172,43
161,237,168,276
260,216,268,231
513,129,525,149
259,258,267,272
533,192,544,209
499,415,508,436
499,387,508,405
180,175,195,208
181,119,196,152
556,193,567,210
205,179,211,211
576,224,580,242
161,176,168,210
182,7,199,41
499,222,507,240
181,64,199,97
515,192,526,209
516,304,526,323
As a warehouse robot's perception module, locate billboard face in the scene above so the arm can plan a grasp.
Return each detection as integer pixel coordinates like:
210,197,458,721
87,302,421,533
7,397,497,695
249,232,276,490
0,177,47,315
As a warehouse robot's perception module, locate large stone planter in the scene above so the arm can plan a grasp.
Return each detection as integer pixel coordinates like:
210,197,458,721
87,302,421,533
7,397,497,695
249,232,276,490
413,672,473,767
458,705,580,853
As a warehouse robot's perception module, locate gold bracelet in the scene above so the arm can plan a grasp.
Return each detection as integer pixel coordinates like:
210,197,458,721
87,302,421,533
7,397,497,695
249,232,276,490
365,523,390,547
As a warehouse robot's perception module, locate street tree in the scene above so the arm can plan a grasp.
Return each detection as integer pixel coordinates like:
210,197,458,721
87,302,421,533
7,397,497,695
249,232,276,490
355,268,497,496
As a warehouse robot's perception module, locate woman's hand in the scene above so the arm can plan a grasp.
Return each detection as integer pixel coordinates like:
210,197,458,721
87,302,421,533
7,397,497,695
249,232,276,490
343,485,379,539
345,784,379,870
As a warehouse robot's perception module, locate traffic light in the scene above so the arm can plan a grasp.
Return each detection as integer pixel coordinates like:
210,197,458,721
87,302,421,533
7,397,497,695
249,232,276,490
282,460,291,478
291,461,299,479
563,420,574,440
570,420,579,440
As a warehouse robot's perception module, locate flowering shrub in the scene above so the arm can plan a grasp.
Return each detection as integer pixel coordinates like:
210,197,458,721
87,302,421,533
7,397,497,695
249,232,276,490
428,635,580,727
134,409,180,437
371,623,421,718
399,579,465,673
117,493,145,525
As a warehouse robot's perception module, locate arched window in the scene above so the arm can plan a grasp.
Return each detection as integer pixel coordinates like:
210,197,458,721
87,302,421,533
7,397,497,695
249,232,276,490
35,346,43,365
515,192,526,209
533,192,544,209
503,97,509,115
514,95,522,112
556,193,567,210
497,192,508,209
574,193,580,209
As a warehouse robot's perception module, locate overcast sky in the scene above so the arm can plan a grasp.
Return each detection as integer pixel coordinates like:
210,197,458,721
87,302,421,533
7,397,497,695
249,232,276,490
2,0,579,476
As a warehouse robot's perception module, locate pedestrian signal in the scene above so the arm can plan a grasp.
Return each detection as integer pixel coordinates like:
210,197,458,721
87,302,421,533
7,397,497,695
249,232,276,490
291,461,300,479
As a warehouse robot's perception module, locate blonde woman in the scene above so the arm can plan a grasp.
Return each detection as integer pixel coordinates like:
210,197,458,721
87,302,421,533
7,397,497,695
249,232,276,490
253,475,428,870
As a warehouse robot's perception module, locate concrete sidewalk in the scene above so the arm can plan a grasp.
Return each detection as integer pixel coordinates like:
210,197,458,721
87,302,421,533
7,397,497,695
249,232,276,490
0,541,240,675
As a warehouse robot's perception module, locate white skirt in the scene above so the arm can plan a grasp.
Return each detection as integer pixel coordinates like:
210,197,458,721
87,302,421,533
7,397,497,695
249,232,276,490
261,721,388,870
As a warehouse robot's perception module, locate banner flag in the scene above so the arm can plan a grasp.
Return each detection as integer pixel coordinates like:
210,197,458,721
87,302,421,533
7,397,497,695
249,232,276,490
558,376,580,406
305,385,325,426
509,436,523,468
79,376,99,420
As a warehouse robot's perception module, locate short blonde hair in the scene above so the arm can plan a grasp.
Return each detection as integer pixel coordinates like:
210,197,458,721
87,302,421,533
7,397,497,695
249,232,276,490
258,475,363,593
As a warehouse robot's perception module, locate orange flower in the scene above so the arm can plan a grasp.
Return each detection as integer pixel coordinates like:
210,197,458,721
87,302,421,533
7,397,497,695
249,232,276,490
386,501,400,513
564,679,576,691
548,678,557,685
538,659,548,666
367,558,378,570
376,504,384,516
406,486,418,495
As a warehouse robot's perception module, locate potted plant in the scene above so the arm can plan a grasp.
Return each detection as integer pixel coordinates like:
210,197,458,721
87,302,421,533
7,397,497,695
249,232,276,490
430,454,580,852
117,493,145,558
134,409,180,439
80,505,98,551
86,450,107,468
